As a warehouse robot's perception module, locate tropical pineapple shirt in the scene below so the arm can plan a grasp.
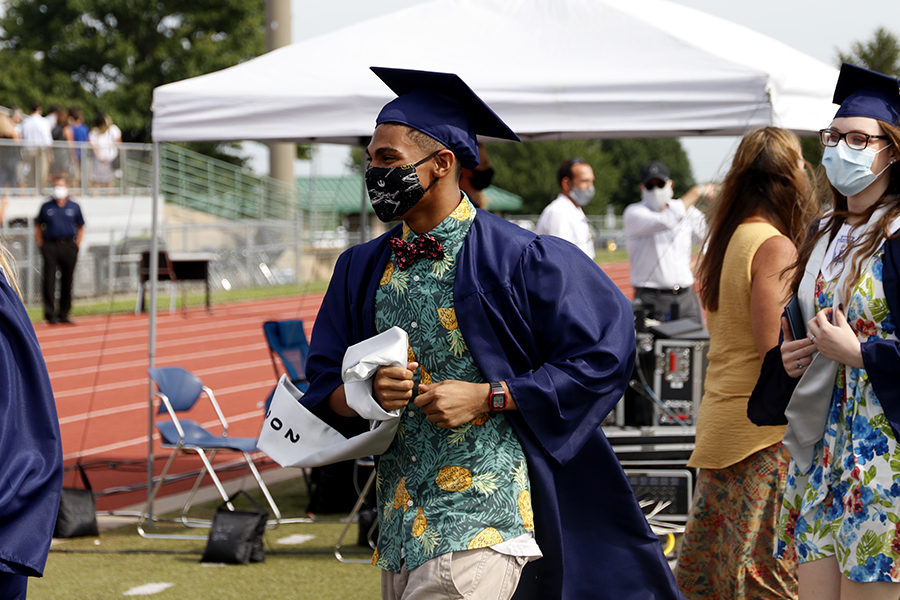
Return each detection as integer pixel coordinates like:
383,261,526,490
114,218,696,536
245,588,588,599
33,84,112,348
372,196,535,572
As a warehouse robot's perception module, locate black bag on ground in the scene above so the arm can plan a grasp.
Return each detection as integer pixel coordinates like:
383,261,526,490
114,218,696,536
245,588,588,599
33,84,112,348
54,463,99,538
201,491,268,564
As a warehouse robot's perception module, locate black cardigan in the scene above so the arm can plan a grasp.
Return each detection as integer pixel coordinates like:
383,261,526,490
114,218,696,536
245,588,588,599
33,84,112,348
749,236,900,440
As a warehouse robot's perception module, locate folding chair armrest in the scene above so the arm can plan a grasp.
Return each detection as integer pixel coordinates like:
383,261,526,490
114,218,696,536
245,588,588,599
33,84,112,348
202,385,229,435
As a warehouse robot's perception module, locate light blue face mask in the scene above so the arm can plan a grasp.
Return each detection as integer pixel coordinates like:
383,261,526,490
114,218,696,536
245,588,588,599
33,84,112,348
569,185,595,206
822,140,894,197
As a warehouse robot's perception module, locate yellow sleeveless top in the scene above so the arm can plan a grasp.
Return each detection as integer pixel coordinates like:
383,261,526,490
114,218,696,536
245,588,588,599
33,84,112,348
688,222,788,469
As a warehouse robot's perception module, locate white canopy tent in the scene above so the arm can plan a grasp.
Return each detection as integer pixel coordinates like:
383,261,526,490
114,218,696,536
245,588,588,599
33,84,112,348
152,0,840,143
142,0,841,511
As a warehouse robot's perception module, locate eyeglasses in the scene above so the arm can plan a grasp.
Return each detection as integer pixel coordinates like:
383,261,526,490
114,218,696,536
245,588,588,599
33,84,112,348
819,128,890,151
644,179,667,189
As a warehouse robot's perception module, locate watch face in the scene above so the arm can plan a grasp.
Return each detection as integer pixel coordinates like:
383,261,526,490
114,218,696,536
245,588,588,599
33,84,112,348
490,391,506,411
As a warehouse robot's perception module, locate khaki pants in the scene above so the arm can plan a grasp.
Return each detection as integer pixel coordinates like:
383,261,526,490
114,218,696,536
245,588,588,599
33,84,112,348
382,548,527,600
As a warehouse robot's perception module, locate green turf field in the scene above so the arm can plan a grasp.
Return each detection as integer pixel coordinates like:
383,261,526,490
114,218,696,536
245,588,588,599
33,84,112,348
31,477,382,600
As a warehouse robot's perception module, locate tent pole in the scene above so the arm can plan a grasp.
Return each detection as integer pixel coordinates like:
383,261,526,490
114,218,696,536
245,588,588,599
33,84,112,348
147,142,160,517
359,138,368,243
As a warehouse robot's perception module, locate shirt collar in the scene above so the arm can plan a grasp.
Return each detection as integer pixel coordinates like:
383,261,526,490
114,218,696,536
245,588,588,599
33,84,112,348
401,194,476,246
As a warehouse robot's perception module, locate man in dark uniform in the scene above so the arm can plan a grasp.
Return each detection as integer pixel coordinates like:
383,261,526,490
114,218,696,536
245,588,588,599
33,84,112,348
35,174,84,324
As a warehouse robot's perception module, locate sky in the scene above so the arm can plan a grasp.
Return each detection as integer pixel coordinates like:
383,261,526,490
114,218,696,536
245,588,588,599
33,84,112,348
277,0,900,183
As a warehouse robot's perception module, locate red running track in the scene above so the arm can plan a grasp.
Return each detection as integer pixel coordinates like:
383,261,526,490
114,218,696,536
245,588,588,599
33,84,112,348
38,262,633,512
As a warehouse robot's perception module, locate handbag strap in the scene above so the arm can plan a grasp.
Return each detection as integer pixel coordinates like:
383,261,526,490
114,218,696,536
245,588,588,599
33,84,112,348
63,462,93,492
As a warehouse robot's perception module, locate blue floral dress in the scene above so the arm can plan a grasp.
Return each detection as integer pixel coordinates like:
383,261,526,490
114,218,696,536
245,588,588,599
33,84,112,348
776,246,900,582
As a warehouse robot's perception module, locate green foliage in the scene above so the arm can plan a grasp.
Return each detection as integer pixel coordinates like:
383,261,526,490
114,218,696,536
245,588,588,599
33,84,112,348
800,136,823,169
352,137,693,215
0,0,266,163
837,27,900,77
484,139,619,215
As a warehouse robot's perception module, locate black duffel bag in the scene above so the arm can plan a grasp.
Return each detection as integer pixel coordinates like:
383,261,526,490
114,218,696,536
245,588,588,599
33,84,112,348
201,491,268,565
54,463,99,538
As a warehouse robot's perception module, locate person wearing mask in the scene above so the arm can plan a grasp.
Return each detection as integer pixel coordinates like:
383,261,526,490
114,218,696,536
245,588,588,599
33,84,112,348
0,113,20,215
459,142,494,209
674,127,816,599
624,161,713,322
69,108,89,187
0,241,63,599
299,67,683,600
89,113,121,189
772,63,900,600
35,175,84,324
535,158,596,258
50,108,75,180
19,103,52,191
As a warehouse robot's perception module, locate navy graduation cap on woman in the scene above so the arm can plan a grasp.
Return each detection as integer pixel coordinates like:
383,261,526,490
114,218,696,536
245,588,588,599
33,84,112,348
365,67,520,223
832,62,900,124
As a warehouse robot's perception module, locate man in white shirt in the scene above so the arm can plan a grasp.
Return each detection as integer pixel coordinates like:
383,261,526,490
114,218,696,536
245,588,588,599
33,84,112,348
624,160,712,323
535,157,595,259
20,103,52,190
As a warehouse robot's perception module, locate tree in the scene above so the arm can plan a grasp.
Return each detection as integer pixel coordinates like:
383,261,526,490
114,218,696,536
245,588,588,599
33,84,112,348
485,140,620,215
837,27,900,77
0,0,266,163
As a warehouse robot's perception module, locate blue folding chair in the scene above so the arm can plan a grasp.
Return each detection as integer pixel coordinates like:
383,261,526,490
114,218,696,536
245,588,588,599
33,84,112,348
263,320,310,392
138,366,281,539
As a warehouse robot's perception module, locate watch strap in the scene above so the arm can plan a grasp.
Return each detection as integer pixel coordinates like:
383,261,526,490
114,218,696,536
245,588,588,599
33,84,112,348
489,381,506,411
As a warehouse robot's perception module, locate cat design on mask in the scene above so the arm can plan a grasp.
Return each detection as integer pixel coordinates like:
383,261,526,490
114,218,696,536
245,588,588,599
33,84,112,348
365,151,440,222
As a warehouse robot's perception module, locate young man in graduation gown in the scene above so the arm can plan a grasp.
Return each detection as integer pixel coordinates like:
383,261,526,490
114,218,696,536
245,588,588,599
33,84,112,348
300,67,684,600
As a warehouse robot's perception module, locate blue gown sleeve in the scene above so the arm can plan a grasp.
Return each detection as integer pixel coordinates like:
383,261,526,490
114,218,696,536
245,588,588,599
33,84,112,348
0,277,63,577
302,249,355,411
860,237,900,437
504,237,635,467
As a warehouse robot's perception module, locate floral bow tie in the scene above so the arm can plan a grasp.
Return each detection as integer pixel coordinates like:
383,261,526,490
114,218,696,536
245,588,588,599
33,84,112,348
388,233,444,270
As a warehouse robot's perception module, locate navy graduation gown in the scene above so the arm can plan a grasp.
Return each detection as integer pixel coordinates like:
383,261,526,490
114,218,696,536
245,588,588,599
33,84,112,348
0,273,63,578
303,210,684,600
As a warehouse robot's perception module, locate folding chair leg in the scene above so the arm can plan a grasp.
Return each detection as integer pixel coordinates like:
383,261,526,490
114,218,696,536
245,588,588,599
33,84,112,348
137,450,209,540
180,449,224,528
241,452,282,527
334,469,377,563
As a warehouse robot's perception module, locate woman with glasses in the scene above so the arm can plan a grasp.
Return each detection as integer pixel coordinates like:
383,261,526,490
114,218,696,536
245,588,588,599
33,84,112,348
674,126,814,599
775,63,900,600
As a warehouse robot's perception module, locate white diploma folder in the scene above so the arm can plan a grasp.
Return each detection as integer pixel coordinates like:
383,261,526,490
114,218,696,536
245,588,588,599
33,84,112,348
257,327,408,468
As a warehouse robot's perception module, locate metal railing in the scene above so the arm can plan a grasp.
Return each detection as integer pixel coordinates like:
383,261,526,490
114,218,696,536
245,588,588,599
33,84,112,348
0,138,152,197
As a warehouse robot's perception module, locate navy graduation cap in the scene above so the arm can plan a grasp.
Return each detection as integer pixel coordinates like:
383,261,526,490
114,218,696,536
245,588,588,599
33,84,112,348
833,62,900,125
371,67,520,169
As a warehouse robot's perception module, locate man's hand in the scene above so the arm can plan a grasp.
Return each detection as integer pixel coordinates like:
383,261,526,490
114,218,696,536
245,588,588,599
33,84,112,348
373,362,418,412
415,380,491,429
682,183,718,209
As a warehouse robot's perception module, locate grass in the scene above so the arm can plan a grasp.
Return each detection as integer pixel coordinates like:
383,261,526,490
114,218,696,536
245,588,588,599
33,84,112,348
25,281,331,323
31,476,382,600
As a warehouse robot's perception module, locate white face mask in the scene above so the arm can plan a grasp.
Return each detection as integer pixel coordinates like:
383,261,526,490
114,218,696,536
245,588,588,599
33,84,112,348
569,185,595,206
822,141,894,197
641,183,673,211
52,186,68,200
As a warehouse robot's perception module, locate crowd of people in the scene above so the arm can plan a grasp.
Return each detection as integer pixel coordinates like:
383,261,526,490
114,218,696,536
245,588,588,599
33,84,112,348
4,58,900,600
0,104,121,194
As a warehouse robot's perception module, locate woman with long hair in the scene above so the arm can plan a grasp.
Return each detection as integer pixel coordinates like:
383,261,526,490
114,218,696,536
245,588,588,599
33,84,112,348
674,126,816,599
89,113,121,189
775,64,900,600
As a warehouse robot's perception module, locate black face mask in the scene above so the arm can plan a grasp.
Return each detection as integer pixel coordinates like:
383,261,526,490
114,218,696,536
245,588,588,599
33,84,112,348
469,167,495,190
365,152,440,223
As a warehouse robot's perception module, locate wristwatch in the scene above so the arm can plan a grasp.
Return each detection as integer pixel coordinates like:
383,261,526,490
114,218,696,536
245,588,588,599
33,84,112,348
489,382,507,411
